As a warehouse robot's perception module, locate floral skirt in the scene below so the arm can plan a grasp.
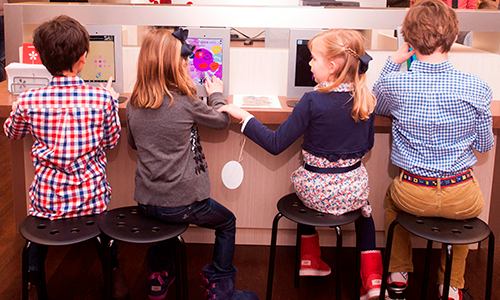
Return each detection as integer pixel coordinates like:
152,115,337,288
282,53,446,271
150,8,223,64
291,150,371,217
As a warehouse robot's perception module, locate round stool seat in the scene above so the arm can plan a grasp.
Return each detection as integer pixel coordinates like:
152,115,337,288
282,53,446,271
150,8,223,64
99,206,188,243
396,211,491,245
277,193,362,227
19,214,101,246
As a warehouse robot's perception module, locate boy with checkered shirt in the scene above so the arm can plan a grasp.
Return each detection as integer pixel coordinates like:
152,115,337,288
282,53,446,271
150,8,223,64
4,15,125,298
372,1,493,299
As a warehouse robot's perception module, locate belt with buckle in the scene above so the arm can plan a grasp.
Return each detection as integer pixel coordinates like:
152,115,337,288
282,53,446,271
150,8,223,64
304,161,361,174
401,169,473,188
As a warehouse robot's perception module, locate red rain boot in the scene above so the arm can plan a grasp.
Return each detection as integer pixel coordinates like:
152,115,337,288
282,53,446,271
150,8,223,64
299,233,331,276
360,250,384,300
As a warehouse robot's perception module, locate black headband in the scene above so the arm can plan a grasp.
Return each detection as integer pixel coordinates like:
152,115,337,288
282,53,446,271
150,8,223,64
358,52,372,75
172,28,196,57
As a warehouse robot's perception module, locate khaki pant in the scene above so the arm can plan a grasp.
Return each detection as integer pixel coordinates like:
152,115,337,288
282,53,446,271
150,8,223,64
384,171,484,288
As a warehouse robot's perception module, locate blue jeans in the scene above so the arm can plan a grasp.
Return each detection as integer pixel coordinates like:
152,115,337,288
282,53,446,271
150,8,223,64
139,198,236,273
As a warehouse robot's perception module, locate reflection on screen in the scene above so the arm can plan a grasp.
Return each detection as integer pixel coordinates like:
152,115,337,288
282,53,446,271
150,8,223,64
295,39,316,87
186,38,223,85
80,35,115,83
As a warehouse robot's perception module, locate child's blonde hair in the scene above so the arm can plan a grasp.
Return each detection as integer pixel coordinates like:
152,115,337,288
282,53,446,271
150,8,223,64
309,29,376,122
130,29,197,109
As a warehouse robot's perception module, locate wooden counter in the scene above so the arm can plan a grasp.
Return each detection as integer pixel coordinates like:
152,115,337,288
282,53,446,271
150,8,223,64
3,81,500,247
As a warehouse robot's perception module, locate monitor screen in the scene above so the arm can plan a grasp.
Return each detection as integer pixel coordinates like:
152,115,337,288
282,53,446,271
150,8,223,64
186,37,224,86
80,35,116,84
81,25,123,95
185,28,230,98
287,29,323,99
294,39,316,87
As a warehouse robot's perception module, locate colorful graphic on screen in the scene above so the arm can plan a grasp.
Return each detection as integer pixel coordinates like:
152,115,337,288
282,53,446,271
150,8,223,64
295,39,316,87
186,38,223,85
80,35,115,83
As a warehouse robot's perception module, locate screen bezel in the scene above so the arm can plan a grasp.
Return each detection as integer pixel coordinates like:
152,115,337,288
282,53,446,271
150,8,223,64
82,25,123,94
186,27,230,98
287,29,323,99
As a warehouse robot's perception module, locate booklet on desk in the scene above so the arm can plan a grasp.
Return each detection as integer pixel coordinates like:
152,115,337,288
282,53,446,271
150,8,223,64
22,43,43,65
5,63,52,95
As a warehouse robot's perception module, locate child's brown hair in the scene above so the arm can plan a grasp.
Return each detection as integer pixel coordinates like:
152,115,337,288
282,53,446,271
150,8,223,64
402,0,458,55
130,29,197,109
309,29,376,122
33,15,89,76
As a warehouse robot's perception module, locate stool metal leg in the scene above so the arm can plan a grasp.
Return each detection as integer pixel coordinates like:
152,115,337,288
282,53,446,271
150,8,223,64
380,220,399,300
294,223,302,288
355,218,361,300
266,212,283,300
420,239,433,300
104,239,115,300
176,235,188,300
38,244,48,300
22,240,31,300
441,244,453,300
335,226,342,300
486,232,494,300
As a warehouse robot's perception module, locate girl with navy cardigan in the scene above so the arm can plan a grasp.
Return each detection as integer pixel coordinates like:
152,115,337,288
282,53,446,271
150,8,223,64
220,29,384,300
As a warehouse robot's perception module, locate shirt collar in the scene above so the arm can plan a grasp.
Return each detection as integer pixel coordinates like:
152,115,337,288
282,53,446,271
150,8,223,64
49,76,86,87
409,60,454,73
314,82,354,92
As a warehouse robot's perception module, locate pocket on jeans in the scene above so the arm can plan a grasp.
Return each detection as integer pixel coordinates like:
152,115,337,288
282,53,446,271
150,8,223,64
392,180,427,215
443,179,484,219
158,205,194,222
454,194,484,219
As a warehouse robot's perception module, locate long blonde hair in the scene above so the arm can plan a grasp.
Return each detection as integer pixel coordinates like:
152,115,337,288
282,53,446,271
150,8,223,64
309,29,376,122
130,29,197,109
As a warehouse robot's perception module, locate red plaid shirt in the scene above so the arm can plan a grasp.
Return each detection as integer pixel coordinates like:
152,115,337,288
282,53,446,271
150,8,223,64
4,76,121,220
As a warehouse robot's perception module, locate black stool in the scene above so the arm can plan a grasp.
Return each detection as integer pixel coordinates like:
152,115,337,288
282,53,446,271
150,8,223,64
266,193,362,300
99,206,189,300
380,211,494,300
19,214,102,300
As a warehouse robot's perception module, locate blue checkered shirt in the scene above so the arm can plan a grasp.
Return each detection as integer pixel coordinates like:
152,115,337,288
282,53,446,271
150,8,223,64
373,58,494,178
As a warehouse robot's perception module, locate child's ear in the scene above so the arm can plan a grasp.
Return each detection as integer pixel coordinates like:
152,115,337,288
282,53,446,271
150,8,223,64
79,51,87,64
328,60,338,76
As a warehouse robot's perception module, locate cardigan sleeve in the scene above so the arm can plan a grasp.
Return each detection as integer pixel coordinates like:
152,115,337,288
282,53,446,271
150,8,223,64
243,94,311,155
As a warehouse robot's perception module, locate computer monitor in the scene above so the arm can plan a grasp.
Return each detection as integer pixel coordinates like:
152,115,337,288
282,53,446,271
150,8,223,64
186,28,230,98
80,25,124,95
303,0,360,6
287,29,323,99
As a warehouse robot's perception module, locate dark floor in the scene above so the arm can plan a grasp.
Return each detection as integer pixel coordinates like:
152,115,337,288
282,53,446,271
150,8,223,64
0,127,499,300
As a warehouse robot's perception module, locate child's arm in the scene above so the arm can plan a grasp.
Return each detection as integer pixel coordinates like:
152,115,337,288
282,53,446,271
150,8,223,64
472,89,494,153
219,95,311,156
373,43,415,116
191,76,230,130
101,77,121,149
3,97,30,140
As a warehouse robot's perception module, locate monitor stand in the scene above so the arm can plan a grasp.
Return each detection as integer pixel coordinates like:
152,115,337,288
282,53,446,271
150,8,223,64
286,100,299,107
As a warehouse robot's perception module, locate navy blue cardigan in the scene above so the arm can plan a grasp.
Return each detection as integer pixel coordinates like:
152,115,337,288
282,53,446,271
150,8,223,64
243,90,374,162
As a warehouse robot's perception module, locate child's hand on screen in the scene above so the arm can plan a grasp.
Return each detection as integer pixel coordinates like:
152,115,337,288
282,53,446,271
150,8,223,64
204,76,223,96
100,76,120,100
391,42,416,65
11,101,18,111
218,104,251,121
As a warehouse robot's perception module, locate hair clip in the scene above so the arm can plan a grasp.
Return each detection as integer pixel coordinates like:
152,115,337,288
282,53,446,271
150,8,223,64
172,28,195,57
358,52,372,75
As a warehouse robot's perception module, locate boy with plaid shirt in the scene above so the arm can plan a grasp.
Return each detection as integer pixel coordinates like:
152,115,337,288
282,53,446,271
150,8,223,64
373,1,493,299
4,15,125,298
